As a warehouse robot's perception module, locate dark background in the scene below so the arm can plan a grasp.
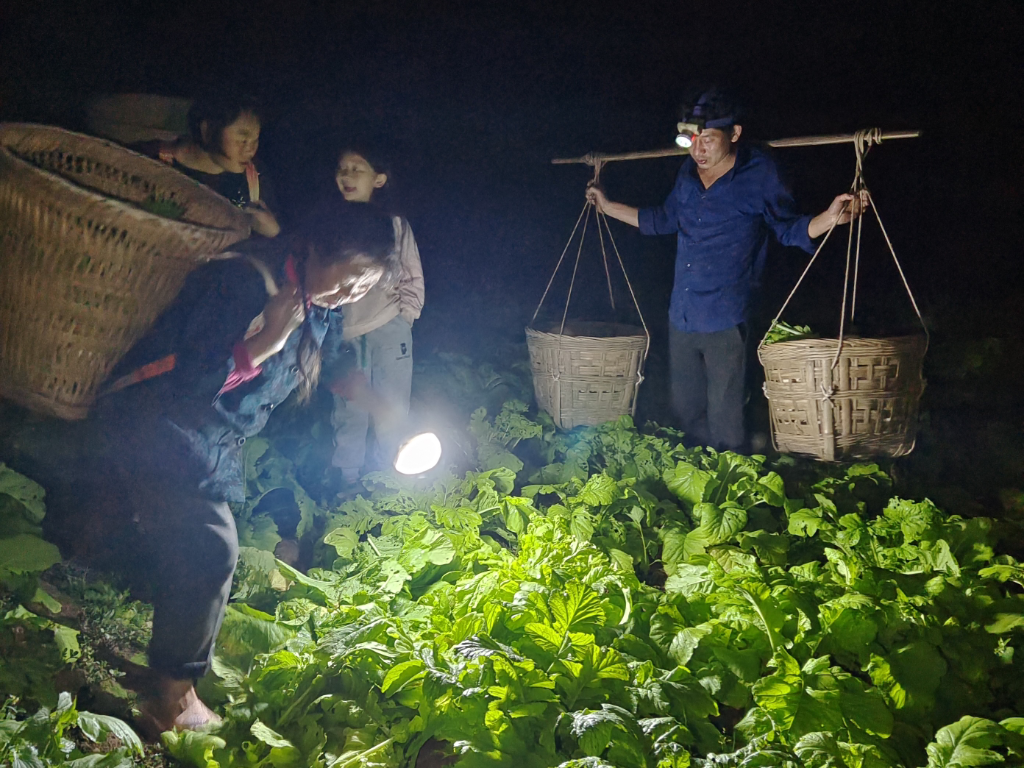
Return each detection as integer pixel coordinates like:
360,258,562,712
1,0,1021,435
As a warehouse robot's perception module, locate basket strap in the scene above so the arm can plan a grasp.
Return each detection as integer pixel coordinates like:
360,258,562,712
759,207,843,351
529,201,590,328
530,164,649,334
866,188,928,349
597,207,651,407
102,354,177,395
99,256,279,397
530,160,646,333
244,255,278,296
245,161,260,203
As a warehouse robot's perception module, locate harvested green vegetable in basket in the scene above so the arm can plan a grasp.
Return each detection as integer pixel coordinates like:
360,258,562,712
763,320,814,345
139,194,186,220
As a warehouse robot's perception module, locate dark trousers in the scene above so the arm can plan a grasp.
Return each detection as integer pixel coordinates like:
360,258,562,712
668,323,747,452
132,476,238,680
36,422,239,682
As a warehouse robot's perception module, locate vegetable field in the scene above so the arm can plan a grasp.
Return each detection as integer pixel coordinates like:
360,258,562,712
3,347,1024,768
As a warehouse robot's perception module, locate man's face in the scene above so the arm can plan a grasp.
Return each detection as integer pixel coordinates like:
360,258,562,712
690,126,741,171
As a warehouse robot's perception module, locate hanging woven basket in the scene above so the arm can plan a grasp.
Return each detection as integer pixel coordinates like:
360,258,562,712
526,184,650,429
527,322,647,429
759,335,925,461
0,123,250,420
758,129,927,462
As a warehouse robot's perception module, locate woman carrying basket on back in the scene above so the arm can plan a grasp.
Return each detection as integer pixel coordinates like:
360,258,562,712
33,202,396,735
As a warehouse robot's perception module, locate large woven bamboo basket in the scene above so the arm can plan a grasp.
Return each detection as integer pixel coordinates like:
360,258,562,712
85,93,191,144
758,335,926,462
0,123,250,420
527,322,648,429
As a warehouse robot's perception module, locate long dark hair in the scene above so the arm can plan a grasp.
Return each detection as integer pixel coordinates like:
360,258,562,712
293,200,396,403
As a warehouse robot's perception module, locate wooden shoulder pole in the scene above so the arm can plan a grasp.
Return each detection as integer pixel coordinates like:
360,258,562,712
552,148,690,166
766,130,921,148
551,129,921,166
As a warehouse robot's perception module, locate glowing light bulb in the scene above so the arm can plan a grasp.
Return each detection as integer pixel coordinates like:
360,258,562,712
675,120,701,150
394,432,442,475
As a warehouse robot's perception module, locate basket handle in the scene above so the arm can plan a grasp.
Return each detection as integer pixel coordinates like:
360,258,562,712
759,128,929,368
529,205,651,405
245,162,260,203
244,255,279,296
530,163,650,338
530,163,651,416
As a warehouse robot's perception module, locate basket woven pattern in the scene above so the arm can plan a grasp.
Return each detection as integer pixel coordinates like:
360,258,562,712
0,124,249,419
759,335,926,462
527,323,647,429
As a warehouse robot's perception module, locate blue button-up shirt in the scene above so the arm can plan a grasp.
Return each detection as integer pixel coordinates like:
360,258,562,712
637,145,816,333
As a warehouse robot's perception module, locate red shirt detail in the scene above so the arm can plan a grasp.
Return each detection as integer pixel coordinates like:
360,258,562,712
219,341,263,395
218,255,305,395
283,255,312,308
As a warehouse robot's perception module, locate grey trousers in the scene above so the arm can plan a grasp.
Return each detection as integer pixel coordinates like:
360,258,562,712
331,315,413,478
668,323,746,452
42,438,238,682
135,477,237,680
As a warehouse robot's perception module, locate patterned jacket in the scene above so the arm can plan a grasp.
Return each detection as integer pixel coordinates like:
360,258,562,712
99,252,342,501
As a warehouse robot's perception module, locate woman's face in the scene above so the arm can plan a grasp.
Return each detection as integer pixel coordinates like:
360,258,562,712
306,250,384,309
215,111,261,167
335,152,387,203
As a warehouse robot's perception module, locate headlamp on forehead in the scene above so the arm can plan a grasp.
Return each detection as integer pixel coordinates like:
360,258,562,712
675,119,704,148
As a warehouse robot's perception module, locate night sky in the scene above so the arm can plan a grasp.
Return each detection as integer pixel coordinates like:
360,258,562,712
1,0,1021,370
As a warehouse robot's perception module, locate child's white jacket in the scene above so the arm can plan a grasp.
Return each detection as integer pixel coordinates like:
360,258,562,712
341,215,425,341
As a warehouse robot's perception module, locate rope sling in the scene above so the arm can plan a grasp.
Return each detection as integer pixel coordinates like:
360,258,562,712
758,129,928,461
527,161,650,427
761,128,929,367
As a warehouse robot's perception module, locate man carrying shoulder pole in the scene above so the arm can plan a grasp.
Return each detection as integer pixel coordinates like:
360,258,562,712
587,87,865,452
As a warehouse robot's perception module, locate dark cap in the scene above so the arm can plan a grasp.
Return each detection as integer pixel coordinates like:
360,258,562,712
685,87,743,129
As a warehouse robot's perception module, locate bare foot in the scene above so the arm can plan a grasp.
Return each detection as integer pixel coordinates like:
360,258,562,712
137,677,221,740
174,686,222,731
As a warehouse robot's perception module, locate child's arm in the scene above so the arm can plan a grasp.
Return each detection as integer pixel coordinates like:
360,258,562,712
395,217,425,324
245,199,281,238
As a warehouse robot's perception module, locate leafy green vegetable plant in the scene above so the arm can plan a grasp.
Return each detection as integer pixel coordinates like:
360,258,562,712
0,692,143,767
0,463,62,601
138,195,186,221
763,321,814,345
182,406,1024,767
7,400,1024,767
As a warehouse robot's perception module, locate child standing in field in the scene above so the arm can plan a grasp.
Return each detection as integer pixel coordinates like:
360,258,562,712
328,145,425,490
